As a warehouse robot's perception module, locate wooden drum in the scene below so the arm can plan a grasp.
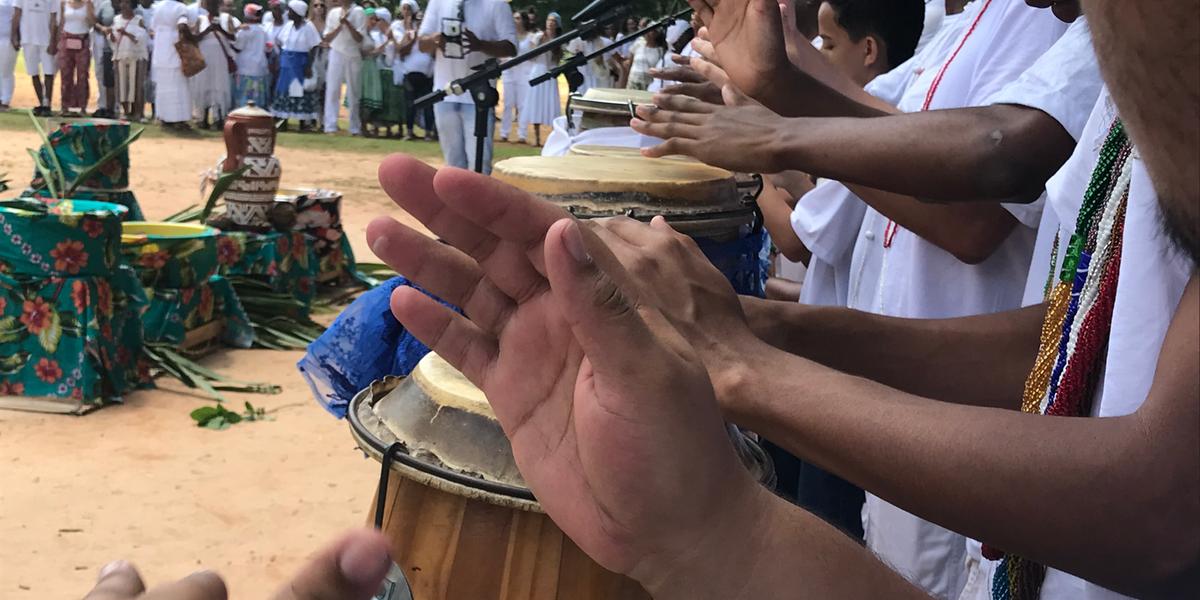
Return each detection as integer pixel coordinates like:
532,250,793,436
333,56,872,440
349,352,775,599
567,87,656,132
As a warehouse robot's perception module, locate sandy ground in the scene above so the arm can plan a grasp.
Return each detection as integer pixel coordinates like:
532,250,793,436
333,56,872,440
0,113,438,594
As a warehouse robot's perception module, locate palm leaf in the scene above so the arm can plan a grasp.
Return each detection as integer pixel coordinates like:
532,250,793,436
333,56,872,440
200,165,252,223
164,204,203,223
64,126,145,197
27,149,60,201
26,109,65,195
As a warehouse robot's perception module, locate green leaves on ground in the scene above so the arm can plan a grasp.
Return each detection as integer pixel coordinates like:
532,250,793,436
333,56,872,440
143,343,282,402
191,401,271,430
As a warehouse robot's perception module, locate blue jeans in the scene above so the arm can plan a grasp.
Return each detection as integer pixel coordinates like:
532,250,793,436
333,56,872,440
434,101,495,174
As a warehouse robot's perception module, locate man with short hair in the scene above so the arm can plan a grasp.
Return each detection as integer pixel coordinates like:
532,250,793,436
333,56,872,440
12,0,59,115
816,0,924,87
417,0,516,173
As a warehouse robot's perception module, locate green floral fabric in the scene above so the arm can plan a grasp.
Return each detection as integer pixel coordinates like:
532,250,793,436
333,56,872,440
30,121,146,220
140,276,254,349
122,229,220,289
0,200,149,411
219,231,318,313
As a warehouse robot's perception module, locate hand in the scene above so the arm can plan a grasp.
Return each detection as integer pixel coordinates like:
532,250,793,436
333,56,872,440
632,87,790,173
366,156,766,594
649,53,723,105
47,38,58,55
430,32,445,49
461,28,480,51
766,170,815,201
80,529,392,600
685,0,790,101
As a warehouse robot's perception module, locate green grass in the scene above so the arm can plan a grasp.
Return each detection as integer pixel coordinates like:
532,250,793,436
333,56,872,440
0,109,544,162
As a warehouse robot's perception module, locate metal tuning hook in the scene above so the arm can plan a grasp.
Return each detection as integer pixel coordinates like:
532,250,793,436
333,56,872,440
373,443,415,600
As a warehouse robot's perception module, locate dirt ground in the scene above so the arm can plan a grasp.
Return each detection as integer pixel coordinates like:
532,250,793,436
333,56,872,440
0,123,438,594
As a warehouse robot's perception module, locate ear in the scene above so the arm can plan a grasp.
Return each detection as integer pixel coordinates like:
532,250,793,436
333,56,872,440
863,35,882,70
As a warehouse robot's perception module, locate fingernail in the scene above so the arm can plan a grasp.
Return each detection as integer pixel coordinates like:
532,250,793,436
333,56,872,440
98,560,129,581
338,538,392,587
370,234,388,257
562,222,591,265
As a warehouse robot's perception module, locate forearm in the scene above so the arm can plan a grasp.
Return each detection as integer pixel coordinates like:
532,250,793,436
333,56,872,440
757,184,809,264
728,340,1198,597
752,64,890,119
416,34,437,53
646,487,928,600
475,38,514,57
844,183,1019,265
774,105,1074,203
738,297,1043,409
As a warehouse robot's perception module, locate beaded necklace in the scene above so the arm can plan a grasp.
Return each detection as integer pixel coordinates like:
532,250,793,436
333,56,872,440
883,0,995,249
985,120,1134,600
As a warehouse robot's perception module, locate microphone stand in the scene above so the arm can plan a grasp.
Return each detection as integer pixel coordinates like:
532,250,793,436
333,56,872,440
529,8,692,88
412,6,631,174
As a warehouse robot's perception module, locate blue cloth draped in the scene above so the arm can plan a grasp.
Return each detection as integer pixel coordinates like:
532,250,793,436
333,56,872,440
275,50,309,99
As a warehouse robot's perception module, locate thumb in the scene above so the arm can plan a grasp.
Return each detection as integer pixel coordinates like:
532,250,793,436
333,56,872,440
721,84,749,106
271,529,393,600
543,219,655,375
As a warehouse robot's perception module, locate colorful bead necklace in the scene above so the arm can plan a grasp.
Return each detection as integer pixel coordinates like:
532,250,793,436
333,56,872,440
985,120,1134,600
883,0,995,249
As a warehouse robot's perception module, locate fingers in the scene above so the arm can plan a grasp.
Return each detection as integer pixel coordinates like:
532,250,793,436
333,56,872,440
639,138,699,160
689,55,729,89
686,0,714,26
648,64,706,84
652,91,718,113
83,561,146,600
140,572,228,600
630,116,703,144
659,82,722,104
391,286,498,388
593,216,661,247
690,36,716,64
632,103,708,127
366,217,515,334
721,84,753,107
270,529,392,600
431,166,571,252
542,219,654,375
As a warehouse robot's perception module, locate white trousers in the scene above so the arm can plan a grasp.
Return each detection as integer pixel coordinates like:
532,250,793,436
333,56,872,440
323,51,361,134
499,77,524,140
0,42,16,104
864,494,968,600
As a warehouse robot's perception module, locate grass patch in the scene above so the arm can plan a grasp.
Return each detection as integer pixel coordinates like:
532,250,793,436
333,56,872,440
0,109,544,162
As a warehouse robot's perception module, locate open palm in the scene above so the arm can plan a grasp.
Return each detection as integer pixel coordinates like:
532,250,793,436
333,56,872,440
687,0,789,99
366,157,761,586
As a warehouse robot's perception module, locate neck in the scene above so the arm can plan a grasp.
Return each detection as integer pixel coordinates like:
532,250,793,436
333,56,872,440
945,0,968,15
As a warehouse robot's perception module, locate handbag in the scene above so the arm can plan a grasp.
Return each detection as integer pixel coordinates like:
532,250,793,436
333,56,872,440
176,38,206,77
64,36,85,51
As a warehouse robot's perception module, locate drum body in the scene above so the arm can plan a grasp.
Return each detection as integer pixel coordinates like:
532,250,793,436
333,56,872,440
568,87,655,132
349,359,651,600
493,155,767,296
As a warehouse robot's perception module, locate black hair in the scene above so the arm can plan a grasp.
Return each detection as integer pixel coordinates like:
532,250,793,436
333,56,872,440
823,0,924,69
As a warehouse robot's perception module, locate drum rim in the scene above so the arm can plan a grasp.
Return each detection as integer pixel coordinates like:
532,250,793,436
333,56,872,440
347,382,540,504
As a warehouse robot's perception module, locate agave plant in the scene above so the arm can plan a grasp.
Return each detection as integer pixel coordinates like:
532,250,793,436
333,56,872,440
24,109,145,200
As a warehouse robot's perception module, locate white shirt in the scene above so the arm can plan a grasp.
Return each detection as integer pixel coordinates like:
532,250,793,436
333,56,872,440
61,1,90,35
418,0,516,104
324,4,366,58
566,35,617,92
15,0,60,46
234,22,268,76
915,0,945,54
111,13,148,60
275,19,318,53
150,0,191,68
0,0,14,44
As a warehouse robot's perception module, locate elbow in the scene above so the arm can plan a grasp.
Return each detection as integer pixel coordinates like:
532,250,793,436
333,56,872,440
1127,480,1200,597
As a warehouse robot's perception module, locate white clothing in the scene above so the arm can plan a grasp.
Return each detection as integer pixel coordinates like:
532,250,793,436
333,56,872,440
111,14,148,60
519,31,558,128
791,179,867,307
850,3,1071,598
626,43,664,89
190,12,234,118
61,1,90,35
565,35,615,92
369,28,388,66
541,116,662,157
150,0,193,121
0,0,14,45
15,0,59,46
233,21,268,76
915,0,945,54
418,0,516,104
324,5,367,58
647,44,697,93
323,48,360,133
499,31,534,139
22,42,57,75
0,40,15,106
960,88,1194,600
275,19,319,52
397,25,431,76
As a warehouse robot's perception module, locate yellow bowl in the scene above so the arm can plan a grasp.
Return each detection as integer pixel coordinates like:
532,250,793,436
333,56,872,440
121,221,218,245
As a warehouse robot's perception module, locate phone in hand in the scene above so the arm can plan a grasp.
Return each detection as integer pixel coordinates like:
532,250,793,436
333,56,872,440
442,17,464,59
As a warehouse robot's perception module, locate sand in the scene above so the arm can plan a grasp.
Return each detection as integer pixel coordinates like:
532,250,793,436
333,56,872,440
0,129,434,595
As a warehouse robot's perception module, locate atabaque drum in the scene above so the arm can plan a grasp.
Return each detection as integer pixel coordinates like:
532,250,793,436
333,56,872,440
567,87,655,132
493,155,768,296
349,352,775,600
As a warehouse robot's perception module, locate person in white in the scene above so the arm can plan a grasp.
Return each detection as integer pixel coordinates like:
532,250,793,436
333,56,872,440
149,0,194,127
188,0,235,127
624,23,665,90
90,0,115,117
269,0,321,126
320,0,367,134
56,0,94,115
109,0,147,118
515,10,559,146
394,0,432,140
417,0,516,173
497,10,530,143
232,2,268,107
12,0,60,114
565,27,616,94
0,0,16,109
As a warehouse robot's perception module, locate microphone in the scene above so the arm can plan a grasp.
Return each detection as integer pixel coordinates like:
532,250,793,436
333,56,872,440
572,0,628,23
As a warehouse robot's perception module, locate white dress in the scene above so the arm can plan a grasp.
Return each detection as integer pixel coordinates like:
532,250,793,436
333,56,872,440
189,11,234,119
521,32,560,127
499,31,534,139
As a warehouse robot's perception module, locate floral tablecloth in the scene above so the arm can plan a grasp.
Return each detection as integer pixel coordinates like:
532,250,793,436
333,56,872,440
29,121,145,220
219,230,318,313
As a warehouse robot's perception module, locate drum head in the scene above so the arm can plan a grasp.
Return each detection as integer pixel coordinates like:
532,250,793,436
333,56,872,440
567,144,696,163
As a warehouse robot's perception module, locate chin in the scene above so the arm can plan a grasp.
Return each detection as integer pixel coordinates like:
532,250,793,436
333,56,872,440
1025,0,1083,23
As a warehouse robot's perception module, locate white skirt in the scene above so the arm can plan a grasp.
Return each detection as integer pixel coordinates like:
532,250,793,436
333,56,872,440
190,36,232,118
521,63,560,126
153,65,192,123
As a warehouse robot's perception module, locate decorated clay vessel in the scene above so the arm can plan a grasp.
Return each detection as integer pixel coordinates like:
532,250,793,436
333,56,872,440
222,102,281,228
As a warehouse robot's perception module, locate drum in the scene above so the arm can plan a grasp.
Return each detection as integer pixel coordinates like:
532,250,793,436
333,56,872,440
567,144,695,162
567,87,655,132
493,155,768,296
349,352,775,600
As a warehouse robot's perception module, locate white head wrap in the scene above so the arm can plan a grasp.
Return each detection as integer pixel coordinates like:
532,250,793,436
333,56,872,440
400,0,418,13
375,7,391,21
288,0,307,18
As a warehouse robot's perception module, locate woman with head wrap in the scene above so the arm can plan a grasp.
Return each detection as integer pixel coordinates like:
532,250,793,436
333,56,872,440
188,0,237,128
270,0,322,130
232,3,270,107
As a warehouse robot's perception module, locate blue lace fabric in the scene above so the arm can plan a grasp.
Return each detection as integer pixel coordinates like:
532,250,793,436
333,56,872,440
297,276,458,418
696,228,769,298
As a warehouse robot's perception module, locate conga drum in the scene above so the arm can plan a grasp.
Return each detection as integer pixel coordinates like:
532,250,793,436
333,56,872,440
492,155,768,296
567,87,655,132
567,144,694,161
349,352,775,600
